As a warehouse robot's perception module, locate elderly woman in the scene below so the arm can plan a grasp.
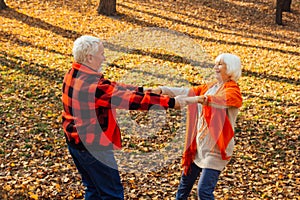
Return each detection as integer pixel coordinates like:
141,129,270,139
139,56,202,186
153,53,242,199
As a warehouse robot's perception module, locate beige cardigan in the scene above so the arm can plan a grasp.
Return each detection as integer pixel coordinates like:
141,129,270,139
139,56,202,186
160,84,239,171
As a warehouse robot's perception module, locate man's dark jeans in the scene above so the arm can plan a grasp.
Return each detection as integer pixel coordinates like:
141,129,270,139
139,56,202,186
68,145,124,200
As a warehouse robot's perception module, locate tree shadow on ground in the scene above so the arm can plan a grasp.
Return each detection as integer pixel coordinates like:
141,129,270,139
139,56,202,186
1,3,298,88
128,0,300,34
118,1,300,47
0,51,65,82
115,13,299,57
0,31,69,56
0,8,81,40
243,69,299,85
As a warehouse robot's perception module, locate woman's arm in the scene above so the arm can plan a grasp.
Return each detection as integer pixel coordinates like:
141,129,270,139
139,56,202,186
149,86,189,97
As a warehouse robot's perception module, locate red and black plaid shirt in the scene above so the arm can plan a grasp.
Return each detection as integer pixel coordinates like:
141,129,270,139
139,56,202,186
62,63,175,150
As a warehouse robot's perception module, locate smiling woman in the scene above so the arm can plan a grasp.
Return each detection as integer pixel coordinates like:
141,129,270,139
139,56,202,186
150,53,243,200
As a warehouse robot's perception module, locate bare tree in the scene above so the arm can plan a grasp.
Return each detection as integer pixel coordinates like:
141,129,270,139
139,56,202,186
0,0,7,10
97,0,117,16
275,0,292,25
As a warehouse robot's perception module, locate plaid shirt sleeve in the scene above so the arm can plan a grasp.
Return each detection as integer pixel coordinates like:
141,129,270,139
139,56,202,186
113,81,144,93
95,78,174,110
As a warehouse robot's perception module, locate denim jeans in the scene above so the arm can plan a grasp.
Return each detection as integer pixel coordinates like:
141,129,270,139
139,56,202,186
176,163,221,200
68,145,124,200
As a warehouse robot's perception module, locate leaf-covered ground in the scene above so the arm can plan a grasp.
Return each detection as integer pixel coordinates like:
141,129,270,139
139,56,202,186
0,0,299,199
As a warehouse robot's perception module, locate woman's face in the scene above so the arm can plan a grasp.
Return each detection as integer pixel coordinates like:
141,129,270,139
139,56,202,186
214,59,230,82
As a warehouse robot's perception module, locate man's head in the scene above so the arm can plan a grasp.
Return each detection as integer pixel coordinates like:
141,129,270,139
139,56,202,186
72,35,106,72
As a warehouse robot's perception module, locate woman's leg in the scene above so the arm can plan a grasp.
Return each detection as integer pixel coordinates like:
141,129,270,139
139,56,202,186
197,168,221,200
176,163,202,200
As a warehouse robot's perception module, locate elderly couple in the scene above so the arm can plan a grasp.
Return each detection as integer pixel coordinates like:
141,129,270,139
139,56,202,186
62,35,242,200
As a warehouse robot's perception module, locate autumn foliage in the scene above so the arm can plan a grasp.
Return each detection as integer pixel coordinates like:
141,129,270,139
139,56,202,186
0,0,299,199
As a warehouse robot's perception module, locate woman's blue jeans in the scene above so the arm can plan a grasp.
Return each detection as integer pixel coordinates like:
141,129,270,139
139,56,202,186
68,145,124,200
176,163,221,200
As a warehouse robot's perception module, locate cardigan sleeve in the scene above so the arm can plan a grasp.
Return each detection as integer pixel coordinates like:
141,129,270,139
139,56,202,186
159,86,190,97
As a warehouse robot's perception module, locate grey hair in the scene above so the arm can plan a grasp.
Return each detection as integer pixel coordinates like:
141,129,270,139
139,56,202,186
215,53,242,82
72,35,101,63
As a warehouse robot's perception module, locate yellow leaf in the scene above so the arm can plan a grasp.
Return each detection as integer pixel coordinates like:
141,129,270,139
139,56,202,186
28,192,38,200
4,185,12,191
44,151,50,156
55,183,61,190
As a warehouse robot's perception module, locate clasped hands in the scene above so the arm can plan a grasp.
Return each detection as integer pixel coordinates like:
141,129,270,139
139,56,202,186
145,87,207,109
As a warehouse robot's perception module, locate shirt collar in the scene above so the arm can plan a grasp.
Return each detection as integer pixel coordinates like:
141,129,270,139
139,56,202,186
72,62,103,77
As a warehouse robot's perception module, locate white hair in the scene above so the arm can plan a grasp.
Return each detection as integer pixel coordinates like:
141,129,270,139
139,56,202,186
72,35,101,63
215,53,242,82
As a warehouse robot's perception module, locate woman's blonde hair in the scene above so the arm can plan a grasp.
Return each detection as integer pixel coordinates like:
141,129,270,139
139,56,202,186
215,53,242,82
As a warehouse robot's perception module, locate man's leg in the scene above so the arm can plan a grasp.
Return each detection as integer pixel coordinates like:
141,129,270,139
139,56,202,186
86,150,124,200
68,146,124,200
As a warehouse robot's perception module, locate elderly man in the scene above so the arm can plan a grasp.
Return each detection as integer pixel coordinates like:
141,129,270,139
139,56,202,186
62,35,204,199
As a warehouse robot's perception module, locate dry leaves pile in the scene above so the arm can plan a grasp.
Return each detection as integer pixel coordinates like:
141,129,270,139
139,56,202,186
0,0,299,199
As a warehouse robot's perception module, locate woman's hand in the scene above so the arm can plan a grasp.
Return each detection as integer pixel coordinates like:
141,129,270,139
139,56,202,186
174,95,205,109
198,95,206,104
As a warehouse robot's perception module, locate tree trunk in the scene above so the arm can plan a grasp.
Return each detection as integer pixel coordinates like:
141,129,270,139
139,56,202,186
97,0,117,16
283,0,292,12
0,0,7,10
275,0,284,25
275,0,292,25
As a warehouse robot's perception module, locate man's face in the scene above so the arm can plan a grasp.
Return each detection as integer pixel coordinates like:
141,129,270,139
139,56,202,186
90,43,106,72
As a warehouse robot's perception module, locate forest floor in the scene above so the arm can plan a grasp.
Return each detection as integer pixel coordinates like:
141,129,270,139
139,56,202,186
0,0,299,199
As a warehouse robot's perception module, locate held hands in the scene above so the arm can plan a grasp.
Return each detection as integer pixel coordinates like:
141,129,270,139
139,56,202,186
174,95,206,109
143,87,207,109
